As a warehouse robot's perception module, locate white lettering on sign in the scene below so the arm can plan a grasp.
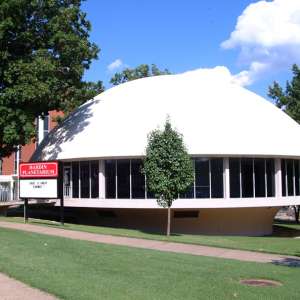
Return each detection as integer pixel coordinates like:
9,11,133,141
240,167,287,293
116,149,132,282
20,179,58,198
19,162,58,178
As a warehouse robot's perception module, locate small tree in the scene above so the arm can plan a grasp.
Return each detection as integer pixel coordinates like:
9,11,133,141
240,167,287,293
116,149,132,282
143,119,194,236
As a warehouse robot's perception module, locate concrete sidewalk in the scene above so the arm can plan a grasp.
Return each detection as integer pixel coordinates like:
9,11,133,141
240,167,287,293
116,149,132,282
0,273,57,300
0,221,299,266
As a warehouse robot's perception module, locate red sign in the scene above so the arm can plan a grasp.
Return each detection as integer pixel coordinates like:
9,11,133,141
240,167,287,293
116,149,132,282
19,162,58,178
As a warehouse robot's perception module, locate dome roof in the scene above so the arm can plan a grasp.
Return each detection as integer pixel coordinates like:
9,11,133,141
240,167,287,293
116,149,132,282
32,67,300,161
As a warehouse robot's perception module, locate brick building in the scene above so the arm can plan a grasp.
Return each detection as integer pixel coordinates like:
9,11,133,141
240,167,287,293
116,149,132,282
0,111,62,201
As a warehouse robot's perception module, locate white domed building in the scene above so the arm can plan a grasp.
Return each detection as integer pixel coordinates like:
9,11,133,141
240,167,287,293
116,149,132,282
32,67,300,235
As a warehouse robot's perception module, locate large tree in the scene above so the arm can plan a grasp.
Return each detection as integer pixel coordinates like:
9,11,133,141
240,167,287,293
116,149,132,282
0,0,103,158
110,64,170,86
269,64,300,223
143,119,194,236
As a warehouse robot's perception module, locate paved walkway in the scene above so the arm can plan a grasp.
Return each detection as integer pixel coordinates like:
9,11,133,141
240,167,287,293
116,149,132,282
0,272,57,300
0,221,300,266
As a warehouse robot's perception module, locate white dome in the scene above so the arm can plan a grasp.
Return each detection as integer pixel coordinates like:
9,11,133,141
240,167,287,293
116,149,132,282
33,67,300,161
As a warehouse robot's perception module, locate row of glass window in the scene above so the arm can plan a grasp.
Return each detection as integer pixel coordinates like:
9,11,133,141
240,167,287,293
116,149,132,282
69,161,99,199
64,157,296,199
229,158,275,198
281,159,300,197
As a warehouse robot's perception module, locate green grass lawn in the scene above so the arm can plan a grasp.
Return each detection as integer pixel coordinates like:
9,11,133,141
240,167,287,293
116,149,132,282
0,227,299,300
1,216,299,257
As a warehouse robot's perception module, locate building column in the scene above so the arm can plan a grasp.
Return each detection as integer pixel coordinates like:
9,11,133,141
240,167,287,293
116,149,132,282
99,160,105,199
275,158,282,197
224,158,230,199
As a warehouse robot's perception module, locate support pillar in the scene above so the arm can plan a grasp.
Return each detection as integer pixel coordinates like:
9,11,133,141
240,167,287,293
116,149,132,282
275,158,282,197
224,158,230,199
99,160,106,199
24,198,28,223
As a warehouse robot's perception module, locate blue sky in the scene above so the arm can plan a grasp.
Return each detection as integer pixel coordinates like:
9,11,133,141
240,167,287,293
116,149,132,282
82,0,299,99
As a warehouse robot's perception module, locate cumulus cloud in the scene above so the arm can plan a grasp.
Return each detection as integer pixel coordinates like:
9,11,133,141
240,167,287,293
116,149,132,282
221,0,300,86
107,58,124,72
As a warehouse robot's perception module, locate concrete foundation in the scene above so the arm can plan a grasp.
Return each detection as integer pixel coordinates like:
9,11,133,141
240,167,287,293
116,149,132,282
72,206,279,236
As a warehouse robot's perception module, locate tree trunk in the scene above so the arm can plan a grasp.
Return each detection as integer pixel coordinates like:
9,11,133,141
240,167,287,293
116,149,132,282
293,206,300,224
167,206,171,236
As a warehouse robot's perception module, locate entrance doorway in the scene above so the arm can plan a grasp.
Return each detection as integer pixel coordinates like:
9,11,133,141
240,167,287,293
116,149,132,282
63,166,72,198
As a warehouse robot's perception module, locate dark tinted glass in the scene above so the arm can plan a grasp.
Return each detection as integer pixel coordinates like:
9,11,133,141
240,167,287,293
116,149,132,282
91,161,99,198
295,160,300,196
195,158,210,198
211,158,223,198
80,161,90,198
287,159,294,196
117,160,130,198
254,158,265,197
131,160,145,199
229,158,240,198
241,158,253,198
180,184,195,198
72,162,79,198
266,159,275,197
105,160,116,198
281,159,286,196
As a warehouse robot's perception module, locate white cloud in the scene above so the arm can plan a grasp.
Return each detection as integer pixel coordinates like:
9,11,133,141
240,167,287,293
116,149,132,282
221,0,300,86
107,58,123,72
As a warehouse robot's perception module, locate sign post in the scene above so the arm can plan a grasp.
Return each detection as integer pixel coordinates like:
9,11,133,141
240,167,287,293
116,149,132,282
19,161,62,224
24,198,28,223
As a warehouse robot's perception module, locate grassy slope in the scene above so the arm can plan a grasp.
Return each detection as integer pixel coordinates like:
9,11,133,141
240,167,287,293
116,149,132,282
0,227,299,300
1,217,299,257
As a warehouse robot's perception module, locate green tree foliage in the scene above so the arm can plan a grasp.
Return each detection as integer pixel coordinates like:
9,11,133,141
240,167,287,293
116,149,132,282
110,64,170,86
269,64,300,123
0,0,103,158
143,119,194,235
269,64,300,223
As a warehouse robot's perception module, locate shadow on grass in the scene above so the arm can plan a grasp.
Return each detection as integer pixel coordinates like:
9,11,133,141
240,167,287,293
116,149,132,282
272,225,300,238
27,219,183,237
272,257,300,268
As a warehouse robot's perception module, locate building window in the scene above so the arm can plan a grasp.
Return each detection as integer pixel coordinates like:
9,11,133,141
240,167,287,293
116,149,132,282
266,159,275,197
229,158,240,198
287,160,294,196
195,158,210,198
72,162,79,198
241,158,254,198
91,161,99,198
254,158,265,197
295,160,300,196
36,115,49,147
131,160,145,199
230,158,275,198
117,160,130,198
281,159,286,196
105,160,116,199
80,161,90,198
181,158,223,199
281,159,300,197
43,115,49,138
210,158,224,198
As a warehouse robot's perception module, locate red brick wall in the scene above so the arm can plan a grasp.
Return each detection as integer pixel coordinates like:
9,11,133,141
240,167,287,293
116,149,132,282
1,110,63,175
2,153,14,175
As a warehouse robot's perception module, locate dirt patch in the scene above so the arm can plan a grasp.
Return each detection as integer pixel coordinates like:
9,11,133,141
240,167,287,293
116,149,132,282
240,279,282,287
